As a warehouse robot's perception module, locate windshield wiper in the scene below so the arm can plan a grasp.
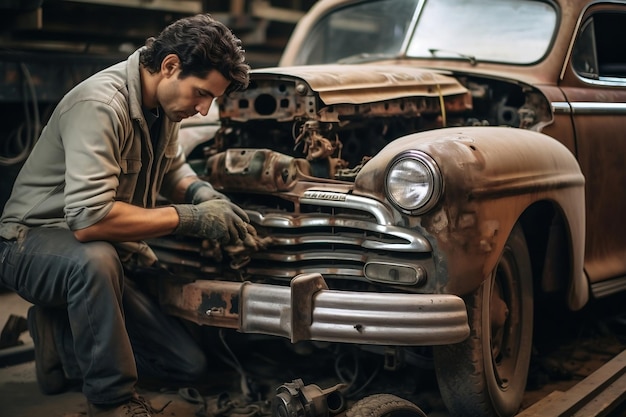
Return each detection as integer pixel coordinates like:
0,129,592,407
428,48,477,65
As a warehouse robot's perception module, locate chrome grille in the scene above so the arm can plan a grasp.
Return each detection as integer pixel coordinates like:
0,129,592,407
150,193,433,286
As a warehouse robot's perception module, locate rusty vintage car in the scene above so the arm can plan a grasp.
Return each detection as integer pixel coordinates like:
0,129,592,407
148,0,626,416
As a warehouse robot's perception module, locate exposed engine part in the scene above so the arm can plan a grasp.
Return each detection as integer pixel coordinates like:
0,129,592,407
272,379,346,417
292,120,349,179
294,121,339,161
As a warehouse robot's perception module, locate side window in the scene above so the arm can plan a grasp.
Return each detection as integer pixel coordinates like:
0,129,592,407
572,19,598,79
573,12,626,81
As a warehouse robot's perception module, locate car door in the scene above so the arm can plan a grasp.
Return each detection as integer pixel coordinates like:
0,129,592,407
558,3,626,296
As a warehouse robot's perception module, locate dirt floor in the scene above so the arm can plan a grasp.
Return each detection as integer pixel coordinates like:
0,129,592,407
1,289,625,417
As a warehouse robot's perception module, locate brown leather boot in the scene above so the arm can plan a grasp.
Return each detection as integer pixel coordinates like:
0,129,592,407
27,305,67,395
87,394,163,417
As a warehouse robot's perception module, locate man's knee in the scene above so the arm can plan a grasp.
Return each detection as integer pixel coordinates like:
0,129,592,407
68,241,124,293
77,241,120,267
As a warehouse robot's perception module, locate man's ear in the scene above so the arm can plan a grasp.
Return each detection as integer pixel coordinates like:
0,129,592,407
161,54,181,78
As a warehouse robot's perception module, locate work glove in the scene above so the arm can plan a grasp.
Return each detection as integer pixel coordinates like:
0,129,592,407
201,222,274,269
185,180,229,204
173,200,250,245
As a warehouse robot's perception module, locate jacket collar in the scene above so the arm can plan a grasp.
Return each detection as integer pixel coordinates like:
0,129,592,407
126,48,145,123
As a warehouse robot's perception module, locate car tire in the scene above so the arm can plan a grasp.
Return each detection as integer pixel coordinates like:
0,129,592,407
346,393,427,417
433,222,534,417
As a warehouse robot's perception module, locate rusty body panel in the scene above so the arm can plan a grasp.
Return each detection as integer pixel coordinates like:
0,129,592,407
353,126,586,307
252,65,470,105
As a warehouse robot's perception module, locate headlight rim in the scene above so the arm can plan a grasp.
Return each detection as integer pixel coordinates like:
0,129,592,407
384,150,443,215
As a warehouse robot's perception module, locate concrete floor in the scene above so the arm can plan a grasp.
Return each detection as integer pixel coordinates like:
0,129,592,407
0,361,200,417
1,289,625,417
0,291,204,417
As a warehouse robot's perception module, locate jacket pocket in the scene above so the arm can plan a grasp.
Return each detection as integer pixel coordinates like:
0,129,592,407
117,158,142,202
161,142,178,173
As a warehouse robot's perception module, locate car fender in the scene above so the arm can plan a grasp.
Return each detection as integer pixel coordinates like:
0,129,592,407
354,126,587,309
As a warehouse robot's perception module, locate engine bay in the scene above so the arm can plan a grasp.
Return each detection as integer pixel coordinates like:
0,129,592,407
199,66,552,186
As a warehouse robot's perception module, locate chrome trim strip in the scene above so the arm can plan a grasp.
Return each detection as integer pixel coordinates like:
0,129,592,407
552,101,626,115
571,102,626,113
575,76,626,87
552,102,571,114
246,266,365,280
241,277,469,346
590,276,626,299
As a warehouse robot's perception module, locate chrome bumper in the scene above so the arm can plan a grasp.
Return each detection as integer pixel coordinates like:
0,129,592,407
159,273,470,346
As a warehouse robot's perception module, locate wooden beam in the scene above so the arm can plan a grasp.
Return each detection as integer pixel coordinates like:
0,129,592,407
62,0,202,14
251,0,305,24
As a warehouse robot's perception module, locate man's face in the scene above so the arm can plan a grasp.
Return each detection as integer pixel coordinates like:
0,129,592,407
158,62,231,122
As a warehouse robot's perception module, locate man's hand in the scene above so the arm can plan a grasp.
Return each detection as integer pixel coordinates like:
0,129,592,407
200,222,274,269
173,200,250,245
185,180,229,204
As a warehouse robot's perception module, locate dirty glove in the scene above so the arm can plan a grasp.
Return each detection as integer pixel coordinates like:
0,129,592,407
173,200,250,245
202,223,274,269
223,223,274,269
185,180,229,204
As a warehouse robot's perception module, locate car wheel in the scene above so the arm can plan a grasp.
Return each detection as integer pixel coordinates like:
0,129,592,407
433,222,533,417
346,394,427,417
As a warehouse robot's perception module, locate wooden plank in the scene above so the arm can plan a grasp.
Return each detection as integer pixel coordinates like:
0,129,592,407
572,373,626,417
517,349,626,416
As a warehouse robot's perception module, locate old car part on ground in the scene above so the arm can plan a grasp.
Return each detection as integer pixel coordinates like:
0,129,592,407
271,380,427,417
145,0,626,416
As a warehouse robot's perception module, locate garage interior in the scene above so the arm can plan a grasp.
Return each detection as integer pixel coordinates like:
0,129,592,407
1,1,626,417
0,0,316,210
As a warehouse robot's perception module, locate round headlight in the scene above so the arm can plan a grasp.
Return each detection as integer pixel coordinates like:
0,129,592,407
385,151,442,214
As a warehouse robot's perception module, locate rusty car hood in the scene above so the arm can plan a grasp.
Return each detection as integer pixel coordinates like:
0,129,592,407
250,64,469,105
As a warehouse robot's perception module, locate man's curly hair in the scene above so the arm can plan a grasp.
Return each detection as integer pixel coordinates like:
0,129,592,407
140,14,249,95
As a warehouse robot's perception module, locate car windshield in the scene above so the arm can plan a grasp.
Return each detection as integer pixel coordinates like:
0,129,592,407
292,0,558,66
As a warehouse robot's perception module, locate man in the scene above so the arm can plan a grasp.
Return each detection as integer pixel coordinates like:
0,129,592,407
0,14,252,417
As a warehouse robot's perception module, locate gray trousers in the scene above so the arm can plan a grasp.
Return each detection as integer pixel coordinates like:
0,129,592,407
0,227,208,405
